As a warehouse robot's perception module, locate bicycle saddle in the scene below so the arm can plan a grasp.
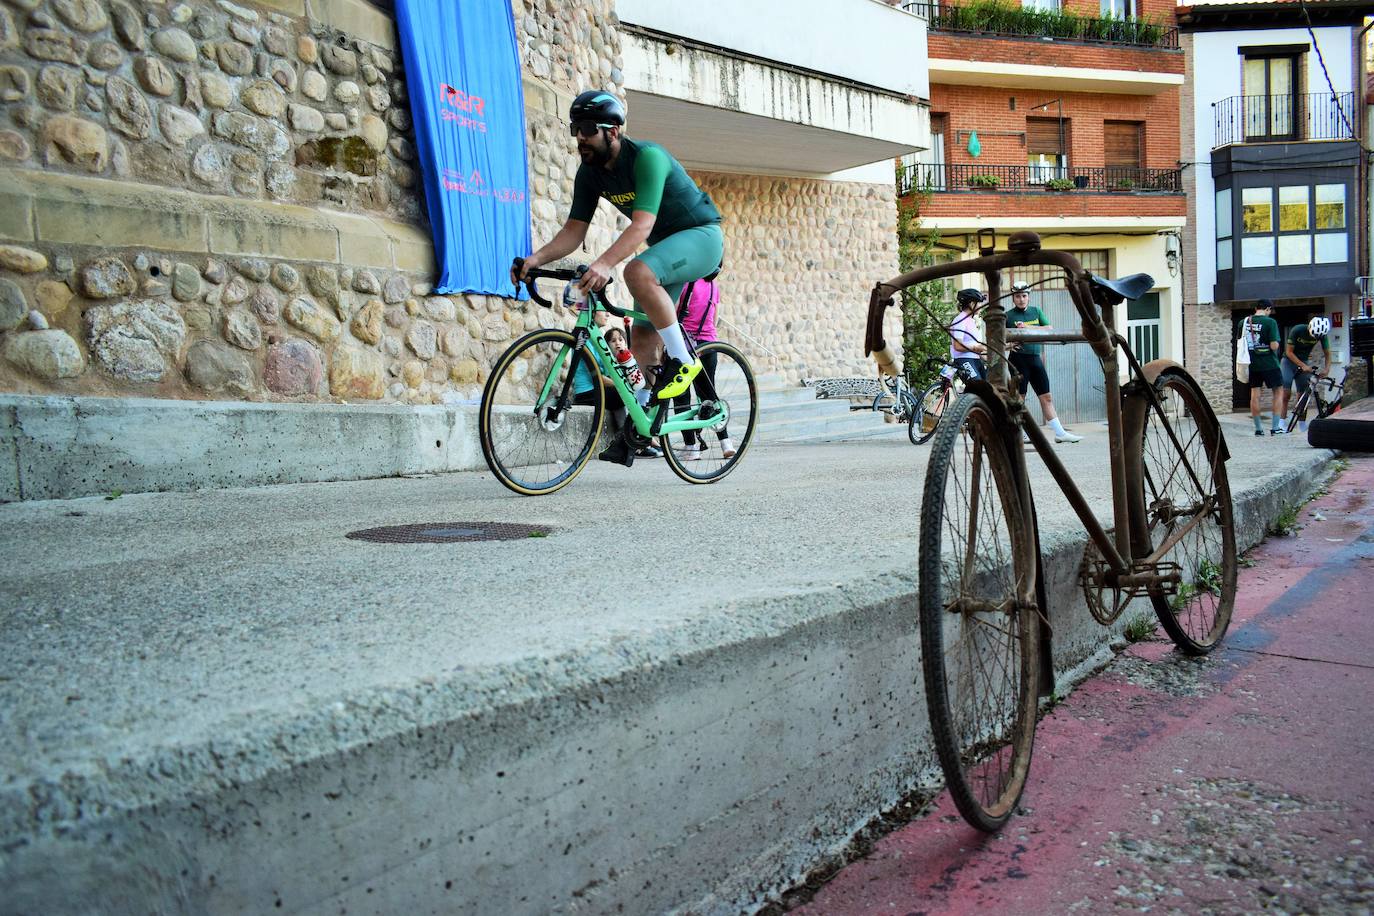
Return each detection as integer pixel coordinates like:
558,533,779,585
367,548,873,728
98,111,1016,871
1086,271,1153,305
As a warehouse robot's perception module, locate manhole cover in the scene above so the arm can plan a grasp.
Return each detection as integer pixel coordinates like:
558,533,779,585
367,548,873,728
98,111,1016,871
345,522,554,544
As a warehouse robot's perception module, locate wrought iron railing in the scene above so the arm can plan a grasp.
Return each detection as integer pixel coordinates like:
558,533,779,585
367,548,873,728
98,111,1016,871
897,163,1182,196
1213,92,1356,148
901,1,1177,50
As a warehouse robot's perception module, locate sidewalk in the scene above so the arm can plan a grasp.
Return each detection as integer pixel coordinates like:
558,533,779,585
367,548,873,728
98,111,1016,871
0,418,1340,914
798,453,1374,914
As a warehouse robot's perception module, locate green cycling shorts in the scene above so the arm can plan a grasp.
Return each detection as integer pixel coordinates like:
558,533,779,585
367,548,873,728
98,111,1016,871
629,223,723,327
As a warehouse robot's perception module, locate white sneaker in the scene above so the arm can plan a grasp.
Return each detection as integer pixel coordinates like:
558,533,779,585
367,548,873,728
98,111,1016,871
720,437,737,458
1054,430,1083,443
677,441,705,462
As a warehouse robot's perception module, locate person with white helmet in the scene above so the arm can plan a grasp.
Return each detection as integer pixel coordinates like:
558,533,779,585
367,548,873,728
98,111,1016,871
1277,314,1332,434
950,287,989,380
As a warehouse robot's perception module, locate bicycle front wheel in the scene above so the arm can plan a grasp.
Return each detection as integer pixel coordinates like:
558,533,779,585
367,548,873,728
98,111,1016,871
1128,368,1236,654
910,381,949,445
479,328,605,496
1285,388,1312,434
662,341,757,484
919,392,1039,832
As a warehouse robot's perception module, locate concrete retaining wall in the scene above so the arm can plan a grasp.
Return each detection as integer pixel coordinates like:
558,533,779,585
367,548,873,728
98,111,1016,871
0,442,1335,914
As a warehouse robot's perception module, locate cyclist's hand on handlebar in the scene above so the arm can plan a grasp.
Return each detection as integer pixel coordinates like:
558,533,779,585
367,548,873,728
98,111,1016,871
577,259,612,293
511,255,536,288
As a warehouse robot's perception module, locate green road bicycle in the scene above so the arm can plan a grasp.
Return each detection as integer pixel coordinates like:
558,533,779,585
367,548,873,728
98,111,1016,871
479,262,758,495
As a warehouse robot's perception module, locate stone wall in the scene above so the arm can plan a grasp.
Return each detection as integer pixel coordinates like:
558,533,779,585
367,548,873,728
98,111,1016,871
1193,300,1234,412
693,171,898,384
0,0,895,405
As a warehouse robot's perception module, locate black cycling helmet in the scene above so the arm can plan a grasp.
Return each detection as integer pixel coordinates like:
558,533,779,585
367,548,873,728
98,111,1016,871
956,288,987,306
569,90,626,127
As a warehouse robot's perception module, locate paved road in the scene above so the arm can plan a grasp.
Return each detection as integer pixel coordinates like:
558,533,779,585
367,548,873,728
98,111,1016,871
796,453,1374,915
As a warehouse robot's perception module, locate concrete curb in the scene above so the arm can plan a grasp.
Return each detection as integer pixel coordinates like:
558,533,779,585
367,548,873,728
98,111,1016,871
0,442,1336,915
0,394,482,501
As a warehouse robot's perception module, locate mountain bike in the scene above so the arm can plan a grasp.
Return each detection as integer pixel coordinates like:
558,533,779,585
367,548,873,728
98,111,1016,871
864,229,1236,832
479,262,757,495
873,371,918,426
1284,369,1343,434
909,356,979,445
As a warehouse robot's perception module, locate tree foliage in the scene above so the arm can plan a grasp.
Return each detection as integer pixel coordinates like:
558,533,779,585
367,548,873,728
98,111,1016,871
896,185,956,389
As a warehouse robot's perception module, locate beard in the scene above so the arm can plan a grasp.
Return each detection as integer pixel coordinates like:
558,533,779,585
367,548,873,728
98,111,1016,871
578,135,613,167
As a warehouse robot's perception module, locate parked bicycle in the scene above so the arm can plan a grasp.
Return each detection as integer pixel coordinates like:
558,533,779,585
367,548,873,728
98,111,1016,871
479,262,757,495
909,356,980,445
872,370,919,426
864,229,1236,832
1284,369,1343,434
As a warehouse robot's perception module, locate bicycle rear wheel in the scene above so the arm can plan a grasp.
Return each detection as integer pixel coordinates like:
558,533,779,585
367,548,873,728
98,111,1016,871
479,328,605,496
919,392,1039,832
1127,368,1236,654
661,341,757,484
910,381,949,445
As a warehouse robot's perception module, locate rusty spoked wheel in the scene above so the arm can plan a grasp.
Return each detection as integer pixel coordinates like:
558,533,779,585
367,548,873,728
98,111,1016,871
918,392,1040,832
1127,368,1236,654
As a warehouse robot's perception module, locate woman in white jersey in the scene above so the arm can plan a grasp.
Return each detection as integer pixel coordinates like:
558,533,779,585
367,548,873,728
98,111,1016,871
949,288,988,379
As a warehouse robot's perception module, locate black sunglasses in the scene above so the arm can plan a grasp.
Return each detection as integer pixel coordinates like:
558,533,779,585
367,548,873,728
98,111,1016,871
570,120,615,137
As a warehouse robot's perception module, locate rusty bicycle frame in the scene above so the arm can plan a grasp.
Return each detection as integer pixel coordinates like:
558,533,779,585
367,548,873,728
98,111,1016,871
864,229,1224,600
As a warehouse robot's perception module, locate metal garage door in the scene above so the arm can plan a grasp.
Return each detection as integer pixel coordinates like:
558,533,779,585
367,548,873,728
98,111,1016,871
1006,252,1109,426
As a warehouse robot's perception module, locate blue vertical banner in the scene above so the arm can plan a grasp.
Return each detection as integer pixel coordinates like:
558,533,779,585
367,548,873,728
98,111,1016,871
395,0,531,297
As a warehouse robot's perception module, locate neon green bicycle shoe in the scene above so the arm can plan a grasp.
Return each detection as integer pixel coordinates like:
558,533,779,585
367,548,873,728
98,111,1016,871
652,357,702,401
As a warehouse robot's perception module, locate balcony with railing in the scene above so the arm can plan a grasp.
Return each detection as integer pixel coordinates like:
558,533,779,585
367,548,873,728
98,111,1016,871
902,0,1178,50
1213,92,1357,148
897,162,1182,196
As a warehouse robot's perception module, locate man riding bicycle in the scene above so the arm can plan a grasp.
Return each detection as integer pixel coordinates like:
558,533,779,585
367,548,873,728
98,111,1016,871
512,90,724,465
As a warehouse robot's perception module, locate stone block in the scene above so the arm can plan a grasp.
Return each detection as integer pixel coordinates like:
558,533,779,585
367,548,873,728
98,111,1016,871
385,223,436,274
307,0,396,51
34,192,204,251
208,211,336,262
333,211,392,270
0,191,33,240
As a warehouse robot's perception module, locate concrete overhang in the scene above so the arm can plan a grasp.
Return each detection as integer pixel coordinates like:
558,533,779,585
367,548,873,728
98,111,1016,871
621,30,928,176
929,59,1184,95
923,215,1187,233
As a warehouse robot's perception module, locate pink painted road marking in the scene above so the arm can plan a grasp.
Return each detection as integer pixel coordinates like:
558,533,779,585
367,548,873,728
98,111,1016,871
797,455,1374,915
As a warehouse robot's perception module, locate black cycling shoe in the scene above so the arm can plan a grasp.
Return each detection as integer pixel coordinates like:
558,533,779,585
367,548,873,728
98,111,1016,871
598,438,635,467
635,444,663,459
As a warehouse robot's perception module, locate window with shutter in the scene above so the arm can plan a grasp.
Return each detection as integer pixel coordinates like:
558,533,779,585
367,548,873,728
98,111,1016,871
1104,121,1142,168
1026,117,1066,183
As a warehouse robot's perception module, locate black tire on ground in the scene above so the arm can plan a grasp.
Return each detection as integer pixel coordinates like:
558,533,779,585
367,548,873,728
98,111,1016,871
1307,417,1374,451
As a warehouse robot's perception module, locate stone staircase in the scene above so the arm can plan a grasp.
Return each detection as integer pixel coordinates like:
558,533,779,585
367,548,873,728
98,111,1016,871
750,374,906,444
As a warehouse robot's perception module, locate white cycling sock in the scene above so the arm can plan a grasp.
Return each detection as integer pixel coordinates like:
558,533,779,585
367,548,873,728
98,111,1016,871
1048,417,1068,437
656,323,692,363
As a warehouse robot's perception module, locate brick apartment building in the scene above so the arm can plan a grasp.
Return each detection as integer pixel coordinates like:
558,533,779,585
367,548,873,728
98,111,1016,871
900,0,1185,423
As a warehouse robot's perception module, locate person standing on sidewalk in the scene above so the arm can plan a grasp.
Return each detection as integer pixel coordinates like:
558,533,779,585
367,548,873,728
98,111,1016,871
1277,315,1332,433
1244,299,1284,436
1006,281,1082,443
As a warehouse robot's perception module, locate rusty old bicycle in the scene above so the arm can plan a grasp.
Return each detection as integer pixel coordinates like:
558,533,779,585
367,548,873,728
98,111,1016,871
865,229,1237,832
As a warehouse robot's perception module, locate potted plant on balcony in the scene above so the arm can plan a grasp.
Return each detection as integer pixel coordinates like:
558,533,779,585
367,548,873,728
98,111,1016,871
1111,177,1137,192
1045,177,1074,192
967,174,1001,190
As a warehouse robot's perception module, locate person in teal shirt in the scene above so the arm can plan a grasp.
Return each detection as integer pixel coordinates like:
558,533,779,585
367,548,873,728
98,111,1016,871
1243,299,1283,436
513,91,723,464
1278,315,1332,432
1005,281,1081,443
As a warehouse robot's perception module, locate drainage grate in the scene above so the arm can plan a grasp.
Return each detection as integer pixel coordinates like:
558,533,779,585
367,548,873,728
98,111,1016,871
345,522,554,544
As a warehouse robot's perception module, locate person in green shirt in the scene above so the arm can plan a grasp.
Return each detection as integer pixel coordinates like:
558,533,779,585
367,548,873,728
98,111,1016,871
1243,299,1283,436
1277,315,1332,432
1005,281,1082,443
513,91,723,464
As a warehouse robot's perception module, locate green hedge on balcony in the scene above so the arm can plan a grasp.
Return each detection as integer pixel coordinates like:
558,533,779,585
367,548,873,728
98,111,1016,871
935,1,1167,47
